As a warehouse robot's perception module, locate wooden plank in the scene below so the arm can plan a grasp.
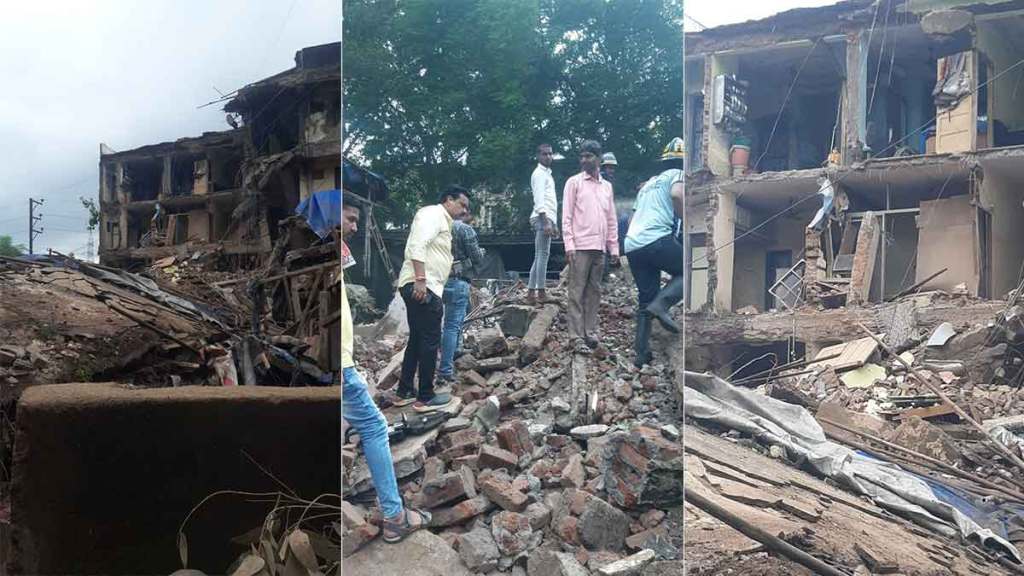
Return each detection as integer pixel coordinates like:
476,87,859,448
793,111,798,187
935,51,977,154
807,335,880,373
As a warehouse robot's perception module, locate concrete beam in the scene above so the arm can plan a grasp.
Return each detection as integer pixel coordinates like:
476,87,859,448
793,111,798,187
11,383,340,575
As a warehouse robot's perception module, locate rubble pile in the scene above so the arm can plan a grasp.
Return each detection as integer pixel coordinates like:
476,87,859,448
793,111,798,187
341,271,684,576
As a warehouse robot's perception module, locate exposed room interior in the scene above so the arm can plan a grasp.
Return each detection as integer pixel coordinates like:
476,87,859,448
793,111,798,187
735,40,845,173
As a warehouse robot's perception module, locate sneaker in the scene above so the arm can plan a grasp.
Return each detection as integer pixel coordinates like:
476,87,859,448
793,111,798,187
413,393,455,413
393,387,417,407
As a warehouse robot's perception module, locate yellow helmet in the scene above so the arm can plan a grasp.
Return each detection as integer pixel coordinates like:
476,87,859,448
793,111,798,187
660,137,686,161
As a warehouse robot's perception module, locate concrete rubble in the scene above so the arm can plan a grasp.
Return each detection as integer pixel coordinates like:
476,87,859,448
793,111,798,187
341,271,683,575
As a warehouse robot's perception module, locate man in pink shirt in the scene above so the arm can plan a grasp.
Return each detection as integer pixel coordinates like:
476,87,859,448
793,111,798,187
562,140,619,354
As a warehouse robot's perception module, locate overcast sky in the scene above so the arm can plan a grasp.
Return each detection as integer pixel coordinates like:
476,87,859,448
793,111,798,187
0,1,337,258
684,0,839,32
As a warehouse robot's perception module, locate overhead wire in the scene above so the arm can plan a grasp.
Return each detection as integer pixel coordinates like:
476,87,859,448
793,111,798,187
749,36,823,177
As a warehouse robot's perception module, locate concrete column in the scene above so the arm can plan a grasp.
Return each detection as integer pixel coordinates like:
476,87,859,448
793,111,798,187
707,53,739,178
843,32,867,164
712,188,737,312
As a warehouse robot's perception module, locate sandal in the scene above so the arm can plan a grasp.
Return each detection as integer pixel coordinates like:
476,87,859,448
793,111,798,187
382,507,432,544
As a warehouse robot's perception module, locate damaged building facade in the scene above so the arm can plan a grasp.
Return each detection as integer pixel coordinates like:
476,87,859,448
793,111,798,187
97,42,341,270
684,0,1024,363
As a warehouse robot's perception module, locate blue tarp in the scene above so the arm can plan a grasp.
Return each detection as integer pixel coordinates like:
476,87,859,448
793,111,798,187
295,189,342,239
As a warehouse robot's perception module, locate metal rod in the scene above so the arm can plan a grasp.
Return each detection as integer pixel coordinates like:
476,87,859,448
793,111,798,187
867,322,1024,483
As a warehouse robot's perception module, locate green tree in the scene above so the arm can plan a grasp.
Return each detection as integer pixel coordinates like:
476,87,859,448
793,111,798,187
343,0,683,226
80,196,100,232
0,235,26,257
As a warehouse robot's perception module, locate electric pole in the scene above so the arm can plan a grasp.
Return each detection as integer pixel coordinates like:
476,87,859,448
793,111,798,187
29,198,43,255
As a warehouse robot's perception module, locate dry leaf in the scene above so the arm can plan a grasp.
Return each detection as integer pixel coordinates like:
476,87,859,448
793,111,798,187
286,529,321,574
178,532,189,568
231,526,265,547
305,531,340,563
229,554,266,576
260,538,278,576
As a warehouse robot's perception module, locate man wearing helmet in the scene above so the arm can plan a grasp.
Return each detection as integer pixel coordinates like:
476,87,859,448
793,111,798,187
624,137,686,367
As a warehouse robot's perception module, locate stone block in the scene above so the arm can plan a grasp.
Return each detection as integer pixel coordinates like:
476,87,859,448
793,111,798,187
459,527,500,572
527,549,589,576
596,549,656,576
343,528,472,576
417,466,477,510
579,496,630,551
520,305,559,366
469,326,509,359
501,305,535,338
602,427,684,509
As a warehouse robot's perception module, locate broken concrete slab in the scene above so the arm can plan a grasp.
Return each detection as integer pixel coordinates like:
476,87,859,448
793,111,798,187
415,466,478,509
501,305,534,339
343,528,473,576
885,416,961,465
11,383,340,575
927,322,957,347
840,363,886,389
528,549,589,576
468,326,508,359
520,304,558,366
571,424,610,440
459,526,500,573
579,496,631,551
350,428,440,494
596,549,656,576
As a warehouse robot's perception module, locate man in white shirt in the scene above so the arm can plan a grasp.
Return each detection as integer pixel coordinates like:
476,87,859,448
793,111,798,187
394,186,470,412
527,143,557,305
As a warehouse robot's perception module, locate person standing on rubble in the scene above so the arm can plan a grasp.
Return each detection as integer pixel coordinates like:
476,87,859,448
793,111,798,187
624,137,686,367
562,140,619,354
340,201,431,543
436,212,486,385
600,152,619,284
527,143,558,305
394,186,470,412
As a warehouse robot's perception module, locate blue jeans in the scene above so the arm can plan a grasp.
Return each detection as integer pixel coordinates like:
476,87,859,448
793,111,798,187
438,278,471,379
342,366,402,518
528,217,551,290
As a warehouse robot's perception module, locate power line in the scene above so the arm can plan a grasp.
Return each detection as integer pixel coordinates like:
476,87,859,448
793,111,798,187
684,12,708,30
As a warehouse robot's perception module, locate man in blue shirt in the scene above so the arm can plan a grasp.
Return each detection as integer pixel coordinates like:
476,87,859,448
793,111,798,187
624,138,686,368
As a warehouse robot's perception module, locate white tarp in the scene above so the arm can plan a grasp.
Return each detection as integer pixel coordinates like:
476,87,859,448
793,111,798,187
683,371,1021,561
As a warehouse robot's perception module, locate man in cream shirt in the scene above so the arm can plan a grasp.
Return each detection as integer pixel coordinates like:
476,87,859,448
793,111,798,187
395,186,470,412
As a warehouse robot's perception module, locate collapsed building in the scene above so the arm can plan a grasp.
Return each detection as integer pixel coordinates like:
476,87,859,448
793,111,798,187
98,42,341,271
680,2,1024,574
684,0,1024,357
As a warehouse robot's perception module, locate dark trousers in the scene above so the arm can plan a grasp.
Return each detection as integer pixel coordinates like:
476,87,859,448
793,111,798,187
627,234,684,307
398,283,444,401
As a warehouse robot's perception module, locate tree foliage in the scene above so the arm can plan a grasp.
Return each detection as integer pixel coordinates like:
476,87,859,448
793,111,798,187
80,196,100,232
0,235,26,257
343,0,683,226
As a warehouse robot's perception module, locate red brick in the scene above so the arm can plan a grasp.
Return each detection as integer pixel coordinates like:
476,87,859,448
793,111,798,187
439,442,479,463
555,515,580,544
561,454,585,489
460,370,488,388
416,466,477,509
440,427,483,451
479,476,529,512
640,509,666,529
496,421,536,457
478,444,519,472
568,489,595,516
430,496,496,528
